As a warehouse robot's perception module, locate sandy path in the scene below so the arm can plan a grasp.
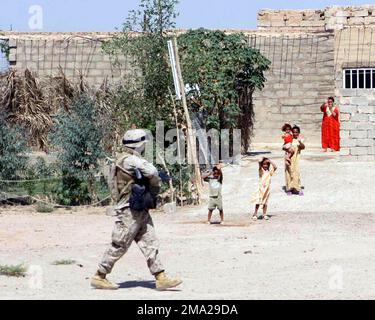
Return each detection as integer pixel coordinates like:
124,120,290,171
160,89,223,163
1,156,375,299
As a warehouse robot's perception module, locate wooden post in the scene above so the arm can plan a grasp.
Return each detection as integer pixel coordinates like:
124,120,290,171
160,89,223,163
156,150,175,203
168,87,184,207
171,37,202,201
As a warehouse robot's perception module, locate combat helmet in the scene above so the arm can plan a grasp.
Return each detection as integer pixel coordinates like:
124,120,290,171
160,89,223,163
122,129,148,149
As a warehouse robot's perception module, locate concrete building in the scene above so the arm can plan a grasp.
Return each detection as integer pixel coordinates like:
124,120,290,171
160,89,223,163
0,5,374,161
254,5,375,162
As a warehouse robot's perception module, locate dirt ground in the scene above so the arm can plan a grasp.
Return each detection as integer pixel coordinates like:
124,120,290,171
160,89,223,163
1,150,375,300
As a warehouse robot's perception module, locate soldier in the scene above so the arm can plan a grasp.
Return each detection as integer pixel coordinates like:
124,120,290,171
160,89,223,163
91,129,182,291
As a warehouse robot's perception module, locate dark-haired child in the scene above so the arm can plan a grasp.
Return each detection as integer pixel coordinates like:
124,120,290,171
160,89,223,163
251,157,277,220
203,165,224,224
281,123,295,166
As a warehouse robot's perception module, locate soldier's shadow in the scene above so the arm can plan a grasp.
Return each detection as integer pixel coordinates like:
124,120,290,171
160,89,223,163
118,280,182,291
118,280,155,289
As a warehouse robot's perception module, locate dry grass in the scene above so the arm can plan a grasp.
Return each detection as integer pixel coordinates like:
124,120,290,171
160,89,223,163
0,69,53,149
0,264,27,277
44,67,75,112
0,68,116,151
36,202,54,213
51,259,76,265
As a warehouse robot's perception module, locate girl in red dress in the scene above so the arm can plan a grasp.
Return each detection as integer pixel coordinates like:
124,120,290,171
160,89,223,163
281,123,294,166
320,96,340,152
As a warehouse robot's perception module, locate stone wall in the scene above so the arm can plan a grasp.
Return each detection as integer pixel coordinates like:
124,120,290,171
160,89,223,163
258,9,326,32
258,5,375,32
325,5,375,30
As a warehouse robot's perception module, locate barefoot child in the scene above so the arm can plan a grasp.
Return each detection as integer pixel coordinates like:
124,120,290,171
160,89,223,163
251,158,277,220
281,123,295,166
203,165,224,224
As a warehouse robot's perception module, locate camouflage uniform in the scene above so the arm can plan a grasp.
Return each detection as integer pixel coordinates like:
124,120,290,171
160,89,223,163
97,147,164,276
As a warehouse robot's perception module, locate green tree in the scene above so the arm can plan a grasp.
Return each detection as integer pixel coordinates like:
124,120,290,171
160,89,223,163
0,39,10,60
102,0,179,132
102,0,271,201
104,2,270,153
178,29,270,152
0,116,29,181
102,0,195,199
51,94,106,205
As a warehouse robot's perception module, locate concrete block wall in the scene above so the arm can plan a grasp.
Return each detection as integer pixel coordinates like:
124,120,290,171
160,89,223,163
5,32,131,87
250,32,335,145
257,5,375,159
1,5,374,160
334,27,375,74
3,30,335,145
334,26,375,161
338,90,375,161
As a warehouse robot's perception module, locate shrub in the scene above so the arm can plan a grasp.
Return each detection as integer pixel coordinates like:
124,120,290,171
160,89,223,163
50,94,106,205
52,176,92,206
0,116,29,181
23,167,37,197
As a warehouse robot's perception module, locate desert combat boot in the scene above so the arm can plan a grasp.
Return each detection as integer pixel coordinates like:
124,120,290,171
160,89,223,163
91,272,119,290
155,272,182,291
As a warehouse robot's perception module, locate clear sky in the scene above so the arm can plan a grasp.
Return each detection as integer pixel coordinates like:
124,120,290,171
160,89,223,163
0,0,370,32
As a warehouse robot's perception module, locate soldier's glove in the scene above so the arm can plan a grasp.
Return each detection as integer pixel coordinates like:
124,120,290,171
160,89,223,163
159,170,171,183
134,168,143,180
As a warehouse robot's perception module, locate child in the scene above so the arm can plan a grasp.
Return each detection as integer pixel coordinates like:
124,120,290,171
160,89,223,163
281,123,295,166
251,157,277,221
203,165,224,224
